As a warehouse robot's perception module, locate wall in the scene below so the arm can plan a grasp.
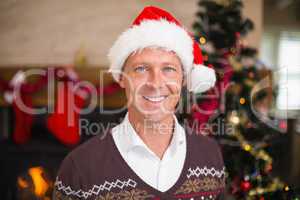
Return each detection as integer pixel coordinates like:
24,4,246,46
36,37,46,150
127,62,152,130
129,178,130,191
0,0,262,67
243,0,263,50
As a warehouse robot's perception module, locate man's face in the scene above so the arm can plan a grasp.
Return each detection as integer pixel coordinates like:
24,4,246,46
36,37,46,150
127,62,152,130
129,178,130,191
119,47,184,122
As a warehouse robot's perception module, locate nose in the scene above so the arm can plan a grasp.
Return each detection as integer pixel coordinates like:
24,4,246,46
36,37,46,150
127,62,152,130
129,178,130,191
147,69,163,89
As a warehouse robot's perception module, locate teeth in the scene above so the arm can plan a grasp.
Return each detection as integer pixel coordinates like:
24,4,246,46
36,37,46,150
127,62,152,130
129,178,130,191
143,96,167,102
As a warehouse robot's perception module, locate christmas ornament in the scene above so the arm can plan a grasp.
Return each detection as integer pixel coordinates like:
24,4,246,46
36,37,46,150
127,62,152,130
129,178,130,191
240,180,251,192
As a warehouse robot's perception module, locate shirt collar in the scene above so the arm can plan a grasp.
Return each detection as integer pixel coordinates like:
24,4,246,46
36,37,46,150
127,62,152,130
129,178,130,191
116,112,186,157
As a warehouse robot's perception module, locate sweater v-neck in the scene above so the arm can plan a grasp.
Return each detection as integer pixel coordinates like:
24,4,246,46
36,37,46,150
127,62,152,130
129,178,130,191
108,128,191,199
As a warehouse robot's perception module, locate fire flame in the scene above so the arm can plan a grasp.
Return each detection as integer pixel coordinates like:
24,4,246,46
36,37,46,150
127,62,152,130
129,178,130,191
27,166,49,197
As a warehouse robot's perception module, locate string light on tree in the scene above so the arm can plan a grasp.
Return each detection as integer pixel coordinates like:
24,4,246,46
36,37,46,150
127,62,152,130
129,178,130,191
230,111,240,125
239,97,246,105
243,143,252,152
199,36,206,44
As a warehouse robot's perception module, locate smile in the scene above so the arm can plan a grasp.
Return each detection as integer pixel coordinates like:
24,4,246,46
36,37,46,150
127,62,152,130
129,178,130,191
142,95,168,103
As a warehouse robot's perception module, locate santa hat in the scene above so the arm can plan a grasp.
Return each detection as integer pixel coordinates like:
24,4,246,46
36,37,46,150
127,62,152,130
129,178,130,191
108,6,216,93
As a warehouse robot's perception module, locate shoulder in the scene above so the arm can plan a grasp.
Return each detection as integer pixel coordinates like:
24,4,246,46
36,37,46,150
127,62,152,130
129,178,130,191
64,132,115,174
69,133,110,160
185,126,224,169
185,125,222,152
56,132,114,181
54,132,115,198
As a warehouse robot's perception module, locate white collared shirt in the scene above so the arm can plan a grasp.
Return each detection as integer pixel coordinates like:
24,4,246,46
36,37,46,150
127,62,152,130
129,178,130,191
111,112,187,192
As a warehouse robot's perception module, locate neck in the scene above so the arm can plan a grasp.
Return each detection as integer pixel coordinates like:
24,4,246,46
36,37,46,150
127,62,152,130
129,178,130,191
128,110,175,159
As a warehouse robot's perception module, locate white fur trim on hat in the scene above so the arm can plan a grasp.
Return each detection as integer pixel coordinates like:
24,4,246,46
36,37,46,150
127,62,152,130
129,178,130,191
108,19,194,80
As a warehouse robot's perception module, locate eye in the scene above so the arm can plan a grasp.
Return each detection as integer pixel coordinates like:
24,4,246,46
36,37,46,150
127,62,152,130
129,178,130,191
163,66,177,72
134,65,147,73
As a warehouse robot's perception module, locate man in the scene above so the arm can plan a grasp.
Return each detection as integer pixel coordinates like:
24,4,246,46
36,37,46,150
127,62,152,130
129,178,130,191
54,6,225,200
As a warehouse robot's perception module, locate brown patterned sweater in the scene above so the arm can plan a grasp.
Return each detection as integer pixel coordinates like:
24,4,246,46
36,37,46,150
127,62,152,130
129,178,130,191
53,126,226,200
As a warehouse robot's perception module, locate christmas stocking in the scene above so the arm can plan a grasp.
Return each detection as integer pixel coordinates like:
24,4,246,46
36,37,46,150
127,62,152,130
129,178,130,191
12,93,33,144
47,81,85,146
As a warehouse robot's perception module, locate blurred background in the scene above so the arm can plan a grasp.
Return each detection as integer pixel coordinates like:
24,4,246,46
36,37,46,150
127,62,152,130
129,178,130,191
0,0,299,199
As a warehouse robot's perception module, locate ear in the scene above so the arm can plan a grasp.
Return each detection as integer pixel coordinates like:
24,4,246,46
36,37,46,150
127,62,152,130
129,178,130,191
180,64,186,87
118,74,126,88
182,74,187,87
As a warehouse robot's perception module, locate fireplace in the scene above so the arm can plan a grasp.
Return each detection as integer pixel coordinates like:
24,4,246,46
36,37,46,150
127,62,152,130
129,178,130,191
0,107,126,200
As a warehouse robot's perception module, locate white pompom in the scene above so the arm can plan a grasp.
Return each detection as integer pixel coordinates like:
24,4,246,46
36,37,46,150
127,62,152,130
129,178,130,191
187,64,216,93
10,70,26,87
4,91,14,104
4,70,26,104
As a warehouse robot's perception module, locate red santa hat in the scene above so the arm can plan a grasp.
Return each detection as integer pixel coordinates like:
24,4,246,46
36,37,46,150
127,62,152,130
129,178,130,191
108,6,216,93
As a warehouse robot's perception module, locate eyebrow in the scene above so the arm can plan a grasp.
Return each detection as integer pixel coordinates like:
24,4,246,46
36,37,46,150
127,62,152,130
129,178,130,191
130,61,178,67
161,62,177,66
132,62,150,66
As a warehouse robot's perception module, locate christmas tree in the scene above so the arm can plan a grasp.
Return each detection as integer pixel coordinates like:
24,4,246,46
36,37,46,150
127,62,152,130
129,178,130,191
191,0,300,199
